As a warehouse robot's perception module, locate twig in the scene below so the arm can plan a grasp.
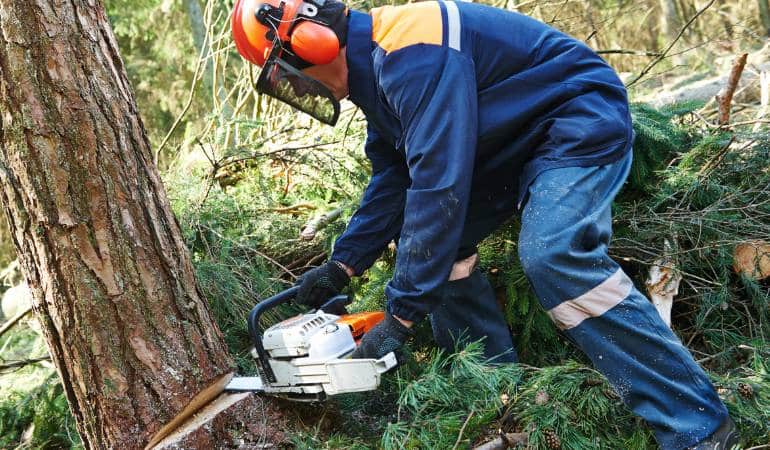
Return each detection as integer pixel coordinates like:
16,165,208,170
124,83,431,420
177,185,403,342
0,305,32,339
716,53,749,125
260,203,316,214
626,0,717,87
695,344,754,364
198,224,298,280
696,135,736,178
216,141,340,172
452,410,475,450
0,355,50,372
596,49,662,57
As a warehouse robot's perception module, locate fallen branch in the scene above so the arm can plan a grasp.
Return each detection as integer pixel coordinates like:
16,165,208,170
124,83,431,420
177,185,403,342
300,208,343,241
716,53,749,125
473,432,528,450
0,305,32,339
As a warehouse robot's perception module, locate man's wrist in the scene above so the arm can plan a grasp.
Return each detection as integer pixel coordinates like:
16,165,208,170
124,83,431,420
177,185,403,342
393,315,414,328
332,260,355,278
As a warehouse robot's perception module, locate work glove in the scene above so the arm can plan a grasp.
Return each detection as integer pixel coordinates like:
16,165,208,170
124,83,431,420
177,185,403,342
350,312,414,360
295,261,350,310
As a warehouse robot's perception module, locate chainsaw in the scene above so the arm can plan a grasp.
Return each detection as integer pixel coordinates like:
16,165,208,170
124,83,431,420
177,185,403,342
224,286,397,401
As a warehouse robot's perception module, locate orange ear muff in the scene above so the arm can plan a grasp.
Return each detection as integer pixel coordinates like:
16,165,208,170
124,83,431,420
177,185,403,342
290,21,340,66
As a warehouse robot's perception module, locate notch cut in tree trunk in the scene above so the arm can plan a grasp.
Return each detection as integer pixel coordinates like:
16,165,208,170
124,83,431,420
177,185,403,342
0,1,285,447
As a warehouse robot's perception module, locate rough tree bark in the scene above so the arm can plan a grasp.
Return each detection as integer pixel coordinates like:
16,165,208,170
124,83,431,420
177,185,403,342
0,1,285,448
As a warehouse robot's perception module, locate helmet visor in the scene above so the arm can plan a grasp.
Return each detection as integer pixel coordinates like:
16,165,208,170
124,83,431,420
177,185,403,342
256,54,340,126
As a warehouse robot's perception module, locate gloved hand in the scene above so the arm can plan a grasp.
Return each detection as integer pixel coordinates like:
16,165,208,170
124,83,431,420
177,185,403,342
350,312,414,360
295,261,350,309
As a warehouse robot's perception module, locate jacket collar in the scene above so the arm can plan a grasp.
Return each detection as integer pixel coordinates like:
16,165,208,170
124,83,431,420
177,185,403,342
345,10,378,114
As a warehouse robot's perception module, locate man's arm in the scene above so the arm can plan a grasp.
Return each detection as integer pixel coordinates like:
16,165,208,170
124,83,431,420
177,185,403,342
379,45,479,323
331,126,409,275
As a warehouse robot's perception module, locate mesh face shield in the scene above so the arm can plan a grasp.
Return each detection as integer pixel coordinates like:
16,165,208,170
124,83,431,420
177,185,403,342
256,51,341,126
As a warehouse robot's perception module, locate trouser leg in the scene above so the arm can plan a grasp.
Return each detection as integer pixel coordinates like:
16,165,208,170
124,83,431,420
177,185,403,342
429,264,517,362
518,152,728,450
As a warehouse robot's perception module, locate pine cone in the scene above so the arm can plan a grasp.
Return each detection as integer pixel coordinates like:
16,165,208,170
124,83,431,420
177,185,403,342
738,382,754,399
543,429,561,450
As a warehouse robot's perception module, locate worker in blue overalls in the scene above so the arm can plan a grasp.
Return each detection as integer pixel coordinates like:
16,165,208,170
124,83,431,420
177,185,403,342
232,0,737,447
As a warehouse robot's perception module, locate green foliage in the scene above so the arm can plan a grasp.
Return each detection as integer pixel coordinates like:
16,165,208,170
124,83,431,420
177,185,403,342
627,101,701,195
613,123,770,367
0,379,81,449
508,362,655,450
0,326,80,449
105,0,200,148
381,342,522,449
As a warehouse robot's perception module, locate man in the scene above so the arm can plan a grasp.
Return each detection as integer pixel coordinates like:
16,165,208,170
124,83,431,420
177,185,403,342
231,0,738,448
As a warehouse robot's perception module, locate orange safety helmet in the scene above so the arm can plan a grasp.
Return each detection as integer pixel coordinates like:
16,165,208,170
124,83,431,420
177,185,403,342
232,0,341,68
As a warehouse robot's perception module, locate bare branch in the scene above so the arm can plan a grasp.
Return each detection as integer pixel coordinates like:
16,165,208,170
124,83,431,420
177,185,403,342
626,0,718,88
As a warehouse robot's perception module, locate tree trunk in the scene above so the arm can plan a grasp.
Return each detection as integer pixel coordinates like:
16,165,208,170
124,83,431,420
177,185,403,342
759,0,770,36
659,0,680,44
0,1,284,448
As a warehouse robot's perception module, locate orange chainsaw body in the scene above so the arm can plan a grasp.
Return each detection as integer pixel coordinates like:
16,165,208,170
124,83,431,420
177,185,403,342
337,311,385,342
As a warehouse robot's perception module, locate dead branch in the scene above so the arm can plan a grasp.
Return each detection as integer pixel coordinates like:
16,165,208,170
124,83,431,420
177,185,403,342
300,208,343,241
0,355,50,372
0,305,32,339
626,0,717,88
261,203,316,214
596,49,662,57
716,53,749,125
473,432,528,450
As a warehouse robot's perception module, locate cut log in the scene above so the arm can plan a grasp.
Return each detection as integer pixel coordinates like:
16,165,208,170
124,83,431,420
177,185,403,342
152,393,287,450
733,241,770,281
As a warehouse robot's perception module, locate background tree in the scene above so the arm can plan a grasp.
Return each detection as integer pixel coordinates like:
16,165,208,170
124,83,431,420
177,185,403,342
0,0,284,448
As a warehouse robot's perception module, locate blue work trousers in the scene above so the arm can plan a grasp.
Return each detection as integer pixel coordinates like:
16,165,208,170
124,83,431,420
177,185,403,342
430,152,728,449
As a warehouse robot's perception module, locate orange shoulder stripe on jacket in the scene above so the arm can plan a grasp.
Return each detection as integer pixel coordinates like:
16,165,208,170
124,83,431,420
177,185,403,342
371,2,442,53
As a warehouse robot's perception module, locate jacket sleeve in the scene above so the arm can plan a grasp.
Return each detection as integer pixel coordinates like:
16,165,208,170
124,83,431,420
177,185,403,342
379,46,478,322
331,126,409,275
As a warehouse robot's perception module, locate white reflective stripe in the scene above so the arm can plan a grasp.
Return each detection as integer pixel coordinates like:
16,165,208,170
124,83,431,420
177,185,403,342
547,269,633,330
444,1,461,51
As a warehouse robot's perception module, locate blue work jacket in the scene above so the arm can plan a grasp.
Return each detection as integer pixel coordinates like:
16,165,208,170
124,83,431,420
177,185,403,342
331,2,633,322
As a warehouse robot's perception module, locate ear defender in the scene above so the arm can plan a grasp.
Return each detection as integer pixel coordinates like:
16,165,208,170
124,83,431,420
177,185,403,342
290,21,340,66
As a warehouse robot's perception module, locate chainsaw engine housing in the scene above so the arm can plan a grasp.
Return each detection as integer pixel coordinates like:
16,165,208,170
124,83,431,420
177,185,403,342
252,310,396,397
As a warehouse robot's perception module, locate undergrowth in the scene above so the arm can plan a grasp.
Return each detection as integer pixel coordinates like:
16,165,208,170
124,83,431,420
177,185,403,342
1,98,768,449
261,102,770,448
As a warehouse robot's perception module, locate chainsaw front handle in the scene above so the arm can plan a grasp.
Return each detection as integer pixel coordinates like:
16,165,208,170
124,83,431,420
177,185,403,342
247,286,352,383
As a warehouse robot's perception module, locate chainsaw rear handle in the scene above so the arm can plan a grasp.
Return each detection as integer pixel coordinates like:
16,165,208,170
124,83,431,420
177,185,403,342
247,286,352,383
